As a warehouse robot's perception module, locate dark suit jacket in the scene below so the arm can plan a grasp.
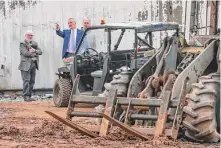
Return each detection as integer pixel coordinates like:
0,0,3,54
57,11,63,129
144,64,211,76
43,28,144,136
18,40,42,71
56,29,84,58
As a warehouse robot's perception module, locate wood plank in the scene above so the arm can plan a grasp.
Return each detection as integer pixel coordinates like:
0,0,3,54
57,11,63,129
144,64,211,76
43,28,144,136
100,113,150,140
171,78,188,139
154,90,171,138
209,1,218,35
99,88,117,136
45,111,99,138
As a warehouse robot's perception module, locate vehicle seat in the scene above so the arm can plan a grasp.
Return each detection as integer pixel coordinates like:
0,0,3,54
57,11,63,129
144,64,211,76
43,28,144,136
91,70,103,92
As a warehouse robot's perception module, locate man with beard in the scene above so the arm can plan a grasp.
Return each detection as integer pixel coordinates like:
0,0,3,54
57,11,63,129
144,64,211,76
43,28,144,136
18,30,43,101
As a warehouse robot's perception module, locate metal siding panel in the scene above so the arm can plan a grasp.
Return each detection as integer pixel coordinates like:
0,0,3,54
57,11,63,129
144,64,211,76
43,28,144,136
0,1,194,90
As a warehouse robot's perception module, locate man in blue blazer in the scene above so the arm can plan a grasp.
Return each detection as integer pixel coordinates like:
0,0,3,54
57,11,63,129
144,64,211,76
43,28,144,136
56,18,85,62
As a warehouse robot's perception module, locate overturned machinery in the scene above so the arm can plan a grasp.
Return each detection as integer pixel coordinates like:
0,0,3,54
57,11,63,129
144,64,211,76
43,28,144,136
46,22,220,143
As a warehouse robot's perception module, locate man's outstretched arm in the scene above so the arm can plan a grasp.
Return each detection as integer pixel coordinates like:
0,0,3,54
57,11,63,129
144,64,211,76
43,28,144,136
56,29,65,38
55,24,65,38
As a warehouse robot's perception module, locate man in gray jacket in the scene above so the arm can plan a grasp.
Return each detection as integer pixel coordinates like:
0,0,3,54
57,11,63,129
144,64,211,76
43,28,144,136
18,30,42,101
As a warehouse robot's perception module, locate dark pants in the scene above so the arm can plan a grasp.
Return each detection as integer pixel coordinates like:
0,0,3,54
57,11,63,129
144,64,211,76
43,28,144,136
21,61,37,97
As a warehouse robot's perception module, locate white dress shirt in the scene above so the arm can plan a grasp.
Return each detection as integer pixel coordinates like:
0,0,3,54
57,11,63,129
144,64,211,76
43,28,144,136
67,29,77,53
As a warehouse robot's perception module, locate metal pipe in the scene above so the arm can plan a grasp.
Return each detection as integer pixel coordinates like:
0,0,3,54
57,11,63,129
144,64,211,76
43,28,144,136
114,29,125,50
129,114,174,121
206,0,208,34
70,111,102,118
108,29,111,53
184,0,187,38
215,1,219,34
118,98,161,106
71,95,179,107
72,95,107,104
130,114,158,120
149,32,153,46
134,29,138,69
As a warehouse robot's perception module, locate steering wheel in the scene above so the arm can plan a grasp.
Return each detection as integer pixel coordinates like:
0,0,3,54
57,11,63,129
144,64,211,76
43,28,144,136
84,47,99,58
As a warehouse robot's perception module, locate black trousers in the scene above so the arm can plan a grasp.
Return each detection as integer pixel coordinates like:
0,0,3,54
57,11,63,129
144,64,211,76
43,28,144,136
21,61,37,97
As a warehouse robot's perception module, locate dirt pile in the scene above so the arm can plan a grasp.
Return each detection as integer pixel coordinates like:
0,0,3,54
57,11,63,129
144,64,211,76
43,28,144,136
22,120,82,140
0,125,21,137
31,120,65,137
100,127,143,141
0,101,220,148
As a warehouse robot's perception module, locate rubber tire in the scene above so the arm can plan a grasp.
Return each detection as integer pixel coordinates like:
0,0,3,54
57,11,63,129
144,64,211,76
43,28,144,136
183,73,220,143
53,78,72,107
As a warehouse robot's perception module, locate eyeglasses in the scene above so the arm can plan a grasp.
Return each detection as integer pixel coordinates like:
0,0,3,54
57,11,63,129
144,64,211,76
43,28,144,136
27,34,33,36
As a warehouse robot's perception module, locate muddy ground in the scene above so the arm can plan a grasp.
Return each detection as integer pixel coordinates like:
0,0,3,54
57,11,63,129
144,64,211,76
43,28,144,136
0,98,220,148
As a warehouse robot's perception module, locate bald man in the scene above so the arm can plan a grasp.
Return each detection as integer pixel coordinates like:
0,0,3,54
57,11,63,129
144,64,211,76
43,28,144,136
81,17,96,49
82,17,91,31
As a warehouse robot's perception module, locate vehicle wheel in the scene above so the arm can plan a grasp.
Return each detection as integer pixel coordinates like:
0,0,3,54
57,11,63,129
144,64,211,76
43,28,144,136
183,73,220,142
53,78,72,107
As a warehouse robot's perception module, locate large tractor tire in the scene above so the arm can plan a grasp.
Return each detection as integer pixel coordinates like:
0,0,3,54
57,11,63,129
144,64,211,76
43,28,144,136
183,73,220,142
53,78,72,107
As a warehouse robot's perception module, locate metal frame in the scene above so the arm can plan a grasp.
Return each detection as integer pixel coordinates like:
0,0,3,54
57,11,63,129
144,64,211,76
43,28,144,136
46,73,187,139
47,37,220,141
72,22,180,95
49,18,220,140
76,22,179,54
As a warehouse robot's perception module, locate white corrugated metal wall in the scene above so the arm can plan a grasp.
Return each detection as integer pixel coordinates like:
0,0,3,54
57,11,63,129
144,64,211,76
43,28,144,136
0,0,218,90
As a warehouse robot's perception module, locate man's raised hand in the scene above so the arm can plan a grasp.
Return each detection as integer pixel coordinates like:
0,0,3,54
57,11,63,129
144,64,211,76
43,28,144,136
56,23,60,31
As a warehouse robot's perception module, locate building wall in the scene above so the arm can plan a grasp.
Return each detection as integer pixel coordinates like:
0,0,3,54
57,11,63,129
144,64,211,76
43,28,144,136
0,0,216,90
